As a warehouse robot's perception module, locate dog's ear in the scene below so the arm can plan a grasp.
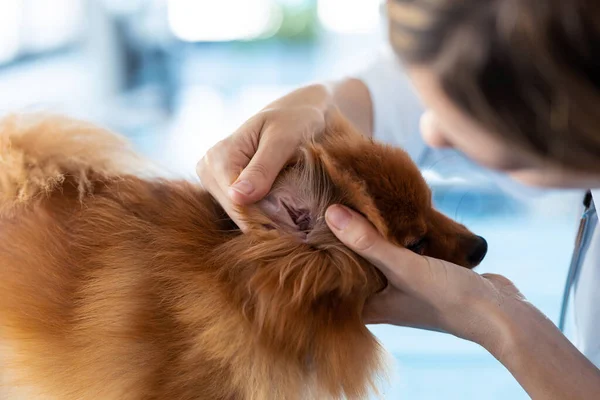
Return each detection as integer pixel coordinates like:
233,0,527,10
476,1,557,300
315,109,431,245
310,110,391,238
233,109,391,240
318,147,390,237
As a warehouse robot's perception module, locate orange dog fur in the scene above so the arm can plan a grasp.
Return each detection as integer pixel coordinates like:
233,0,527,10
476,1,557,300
0,111,485,399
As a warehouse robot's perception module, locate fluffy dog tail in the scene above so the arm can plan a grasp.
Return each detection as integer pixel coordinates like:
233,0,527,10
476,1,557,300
0,113,143,216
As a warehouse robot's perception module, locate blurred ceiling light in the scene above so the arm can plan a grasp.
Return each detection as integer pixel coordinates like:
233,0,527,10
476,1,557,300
22,0,84,52
101,0,145,15
0,1,22,64
167,0,281,42
278,0,307,6
318,0,380,34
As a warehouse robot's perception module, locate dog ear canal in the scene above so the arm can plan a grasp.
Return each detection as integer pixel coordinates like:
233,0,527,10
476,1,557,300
282,202,311,232
254,193,315,239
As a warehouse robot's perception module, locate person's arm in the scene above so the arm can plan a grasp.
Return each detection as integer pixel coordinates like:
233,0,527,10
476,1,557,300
325,204,600,400
326,78,374,137
492,300,600,399
262,79,374,137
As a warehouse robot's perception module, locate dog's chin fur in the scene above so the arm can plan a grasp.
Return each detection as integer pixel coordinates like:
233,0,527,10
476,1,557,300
0,111,481,399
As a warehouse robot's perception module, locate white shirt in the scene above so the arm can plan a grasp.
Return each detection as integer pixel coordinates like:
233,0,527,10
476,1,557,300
574,191,600,365
354,47,600,367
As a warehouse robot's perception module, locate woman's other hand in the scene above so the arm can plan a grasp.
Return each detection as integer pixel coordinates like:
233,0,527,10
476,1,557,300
196,79,373,231
325,204,600,399
324,204,522,351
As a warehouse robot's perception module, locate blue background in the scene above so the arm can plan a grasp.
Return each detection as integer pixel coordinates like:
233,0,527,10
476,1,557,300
0,1,583,398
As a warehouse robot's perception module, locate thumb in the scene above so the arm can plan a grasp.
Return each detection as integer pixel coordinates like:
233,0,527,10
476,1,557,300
228,135,296,205
325,205,426,285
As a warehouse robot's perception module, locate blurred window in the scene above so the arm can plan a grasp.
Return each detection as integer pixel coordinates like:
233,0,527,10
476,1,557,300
167,0,320,42
0,0,84,66
318,0,380,34
167,0,276,42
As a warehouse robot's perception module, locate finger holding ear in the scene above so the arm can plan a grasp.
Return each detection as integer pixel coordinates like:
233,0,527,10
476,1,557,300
324,204,430,289
228,107,325,205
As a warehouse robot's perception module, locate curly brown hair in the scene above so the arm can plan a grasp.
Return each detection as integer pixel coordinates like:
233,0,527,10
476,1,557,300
388,0,600,173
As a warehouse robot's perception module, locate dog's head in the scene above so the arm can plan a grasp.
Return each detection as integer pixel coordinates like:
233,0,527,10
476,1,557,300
242,109,487,269
216,109,487,397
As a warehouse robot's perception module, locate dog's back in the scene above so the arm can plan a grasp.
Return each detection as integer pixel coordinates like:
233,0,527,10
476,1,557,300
0,114,387,400
0,115,248,399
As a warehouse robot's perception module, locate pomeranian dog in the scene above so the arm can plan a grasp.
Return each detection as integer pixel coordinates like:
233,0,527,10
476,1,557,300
0,111,487,400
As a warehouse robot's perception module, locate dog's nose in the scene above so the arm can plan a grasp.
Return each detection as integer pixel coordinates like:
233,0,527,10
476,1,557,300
468,236,488,266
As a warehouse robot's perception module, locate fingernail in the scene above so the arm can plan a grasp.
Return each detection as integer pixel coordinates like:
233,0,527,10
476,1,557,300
230,180,254,196
326,205,351,230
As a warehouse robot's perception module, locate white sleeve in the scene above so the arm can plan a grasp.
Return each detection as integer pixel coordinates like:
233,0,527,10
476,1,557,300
353,45,428,164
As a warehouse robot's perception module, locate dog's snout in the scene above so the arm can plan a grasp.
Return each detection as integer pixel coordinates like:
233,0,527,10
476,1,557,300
468,236,488,266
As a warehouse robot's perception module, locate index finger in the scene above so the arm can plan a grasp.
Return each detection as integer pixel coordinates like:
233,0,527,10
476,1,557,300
229,127,298,204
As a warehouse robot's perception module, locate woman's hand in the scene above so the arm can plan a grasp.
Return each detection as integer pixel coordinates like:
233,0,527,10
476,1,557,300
196,79,373,231
196,85,329,230
325,204,600,399
324,204,521,349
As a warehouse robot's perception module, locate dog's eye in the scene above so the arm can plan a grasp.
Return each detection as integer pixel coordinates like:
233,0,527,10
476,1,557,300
407,237,427,254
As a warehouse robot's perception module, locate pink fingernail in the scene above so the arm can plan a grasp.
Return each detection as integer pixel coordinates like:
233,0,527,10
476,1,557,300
326,206,351,230
230,180,254,196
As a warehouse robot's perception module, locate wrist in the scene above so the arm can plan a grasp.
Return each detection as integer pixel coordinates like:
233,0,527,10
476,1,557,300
300,83,336,114
326,78,374,136
475,294,600,399
474,295,549,360
264,83,333,115
263,79,373,136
